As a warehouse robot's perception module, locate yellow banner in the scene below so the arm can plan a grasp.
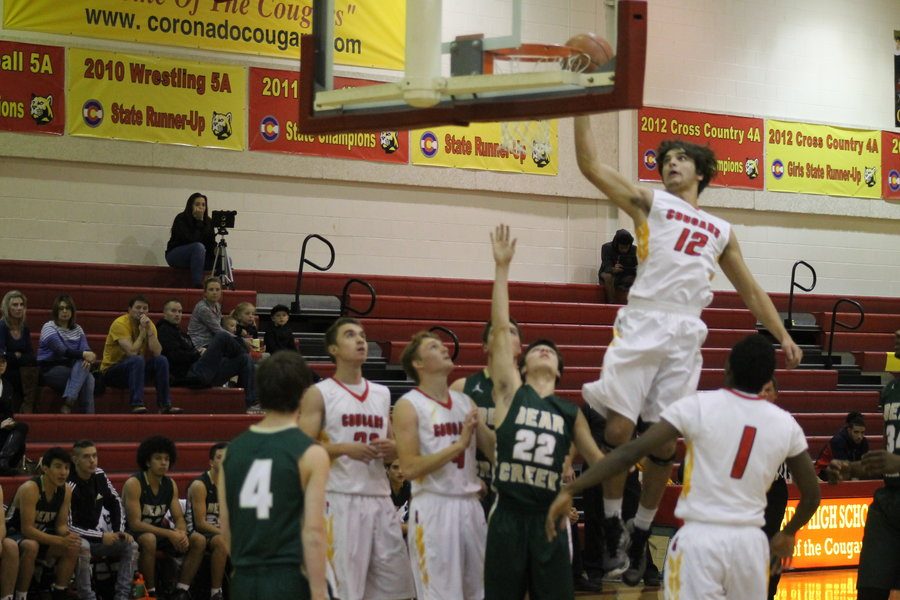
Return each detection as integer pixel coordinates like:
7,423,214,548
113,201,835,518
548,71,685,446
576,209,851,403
4,0,404,68
765,119,882,198
411,122,559,175
66,47,246,150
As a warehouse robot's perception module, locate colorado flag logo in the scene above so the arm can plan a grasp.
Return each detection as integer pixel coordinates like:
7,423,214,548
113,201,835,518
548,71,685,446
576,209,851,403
82,100,103,128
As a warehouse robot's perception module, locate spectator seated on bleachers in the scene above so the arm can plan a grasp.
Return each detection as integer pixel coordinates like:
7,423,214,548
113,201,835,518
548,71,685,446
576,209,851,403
0,355,30,475
814,410,869,480
263,304,298,354
187,278,226,350
598,229,637,305
68,439,138,600
100,295,182,415
37,294,96,414
165,193,216,289
6,447,81,600
122,436,206,600
157,299,257,412
0,290,38,412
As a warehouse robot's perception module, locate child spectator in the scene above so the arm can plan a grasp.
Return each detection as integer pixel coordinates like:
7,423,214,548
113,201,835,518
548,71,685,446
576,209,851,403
815,411,869,480
263,304,296,354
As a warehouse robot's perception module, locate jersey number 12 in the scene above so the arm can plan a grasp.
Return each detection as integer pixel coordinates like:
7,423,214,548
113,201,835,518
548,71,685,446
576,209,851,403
673,228,709,256
240,459,274,519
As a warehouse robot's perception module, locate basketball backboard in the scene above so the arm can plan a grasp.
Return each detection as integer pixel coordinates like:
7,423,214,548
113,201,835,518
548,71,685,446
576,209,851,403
298,0,647,134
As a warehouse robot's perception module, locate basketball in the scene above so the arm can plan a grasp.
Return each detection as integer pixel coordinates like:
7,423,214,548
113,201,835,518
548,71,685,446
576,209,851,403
565,33,615,72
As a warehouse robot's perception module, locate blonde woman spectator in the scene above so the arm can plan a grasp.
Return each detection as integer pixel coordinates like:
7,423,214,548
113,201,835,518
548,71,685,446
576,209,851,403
0,290,37,411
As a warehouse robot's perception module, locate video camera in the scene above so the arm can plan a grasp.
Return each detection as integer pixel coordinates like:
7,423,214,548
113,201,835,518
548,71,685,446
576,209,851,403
211,210,237,235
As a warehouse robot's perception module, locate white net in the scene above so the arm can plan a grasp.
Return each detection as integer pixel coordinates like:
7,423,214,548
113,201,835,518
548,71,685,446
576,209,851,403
492,46,590,158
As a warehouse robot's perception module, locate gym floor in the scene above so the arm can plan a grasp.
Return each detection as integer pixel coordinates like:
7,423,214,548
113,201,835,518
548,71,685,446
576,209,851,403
578,569,900,598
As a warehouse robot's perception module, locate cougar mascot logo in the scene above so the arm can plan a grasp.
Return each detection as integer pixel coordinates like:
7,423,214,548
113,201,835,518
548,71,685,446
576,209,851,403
864,166,877,187
380,131,399,154
531,140,551,168
745,158,759,180
30,94,53,125
211,111,233,141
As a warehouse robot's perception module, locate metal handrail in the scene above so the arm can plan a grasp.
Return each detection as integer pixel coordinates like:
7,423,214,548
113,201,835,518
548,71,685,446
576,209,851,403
340,278,377,317
784,260,817,329
428,326,461,362
824,299,865,369
292,234,336,313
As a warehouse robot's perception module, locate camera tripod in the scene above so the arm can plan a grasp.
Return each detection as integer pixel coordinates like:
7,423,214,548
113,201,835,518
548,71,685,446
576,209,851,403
212,226,235,290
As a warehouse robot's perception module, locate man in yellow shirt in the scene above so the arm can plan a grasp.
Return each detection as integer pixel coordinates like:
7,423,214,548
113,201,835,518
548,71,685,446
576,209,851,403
101,295,181,414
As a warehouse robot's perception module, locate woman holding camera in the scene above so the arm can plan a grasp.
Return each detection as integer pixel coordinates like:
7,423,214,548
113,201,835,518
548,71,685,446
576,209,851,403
166,192,216,288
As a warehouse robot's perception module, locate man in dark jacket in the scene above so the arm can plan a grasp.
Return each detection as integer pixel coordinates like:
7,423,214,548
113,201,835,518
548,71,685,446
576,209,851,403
157,299,258,412
815,411,869,480
598,229,638,304
69,440,138,600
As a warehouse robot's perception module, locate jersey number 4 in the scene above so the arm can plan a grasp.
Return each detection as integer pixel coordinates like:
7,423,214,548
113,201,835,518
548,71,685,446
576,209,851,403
673,228,709,256
240,459,274,519
730,426,758,479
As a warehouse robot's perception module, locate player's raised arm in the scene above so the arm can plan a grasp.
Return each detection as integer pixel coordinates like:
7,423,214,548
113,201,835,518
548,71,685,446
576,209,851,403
545,420,680,540
574,116,652,220
718,231,803,368
488,224,520,424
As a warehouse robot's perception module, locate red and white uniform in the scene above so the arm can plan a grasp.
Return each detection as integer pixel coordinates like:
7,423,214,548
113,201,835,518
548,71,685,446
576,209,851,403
317,378,414,600
584,189,732,424
661,388,808,599
403,388,484,600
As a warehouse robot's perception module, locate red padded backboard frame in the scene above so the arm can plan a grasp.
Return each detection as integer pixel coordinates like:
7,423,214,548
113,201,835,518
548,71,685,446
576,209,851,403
298,0,646,134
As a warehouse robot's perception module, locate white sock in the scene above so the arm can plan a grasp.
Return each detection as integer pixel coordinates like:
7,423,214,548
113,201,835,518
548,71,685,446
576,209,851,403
633,504,657,531
603,497,623,518
211,588,223,598
177,582,190,591
15,592,27,600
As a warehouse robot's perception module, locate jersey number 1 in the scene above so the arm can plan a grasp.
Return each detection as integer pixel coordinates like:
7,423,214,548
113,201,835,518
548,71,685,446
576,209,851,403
730,426,757,479
673,228,709,256
240,459,274,519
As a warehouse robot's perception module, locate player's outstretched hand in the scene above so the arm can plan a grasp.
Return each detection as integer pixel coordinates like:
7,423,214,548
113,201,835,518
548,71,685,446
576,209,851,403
781,337,803,369
545,490,573,541
769,531,795,575
861,450,900,477
825,459,850,484
491,224,516,267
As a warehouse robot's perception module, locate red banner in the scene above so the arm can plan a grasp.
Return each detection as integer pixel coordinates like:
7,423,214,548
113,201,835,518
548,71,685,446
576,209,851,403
882,130,900,200
0,40,64,135
637,107,764,190
248,67,408,163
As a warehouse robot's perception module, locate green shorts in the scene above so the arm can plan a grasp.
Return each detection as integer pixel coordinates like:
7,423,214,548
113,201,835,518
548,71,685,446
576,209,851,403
484,503,573,600
857,486,900,591
231,565,310,600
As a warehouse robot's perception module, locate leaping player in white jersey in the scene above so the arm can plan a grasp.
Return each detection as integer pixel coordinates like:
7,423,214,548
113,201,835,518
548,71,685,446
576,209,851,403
547,334,821,599
392,330,494,600
298,317,416,600
574,116,804,583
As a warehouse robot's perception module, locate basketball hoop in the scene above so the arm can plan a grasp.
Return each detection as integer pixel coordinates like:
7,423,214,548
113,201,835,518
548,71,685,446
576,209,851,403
488,44,591,158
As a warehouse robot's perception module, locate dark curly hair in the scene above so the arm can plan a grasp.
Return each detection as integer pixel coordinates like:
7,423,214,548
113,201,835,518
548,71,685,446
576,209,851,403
136,435,177,470
657,140,717,194
726,335,776,394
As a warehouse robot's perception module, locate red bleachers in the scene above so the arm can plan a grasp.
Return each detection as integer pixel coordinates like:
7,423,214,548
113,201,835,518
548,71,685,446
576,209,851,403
2,259,898,532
